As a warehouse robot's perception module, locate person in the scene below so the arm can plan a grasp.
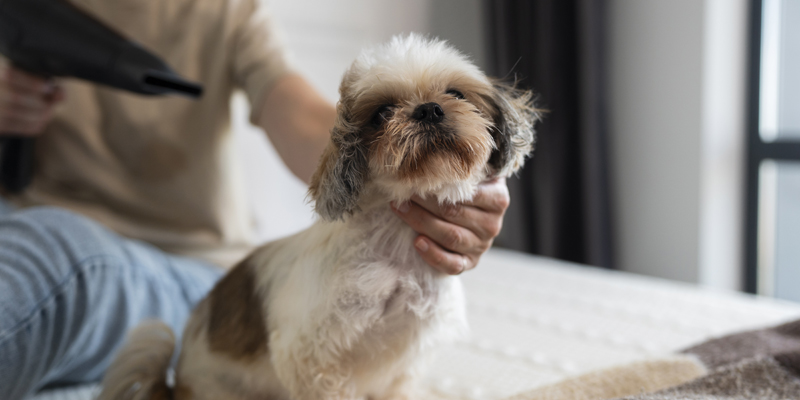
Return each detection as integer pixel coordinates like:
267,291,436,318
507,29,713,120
0,0,510,398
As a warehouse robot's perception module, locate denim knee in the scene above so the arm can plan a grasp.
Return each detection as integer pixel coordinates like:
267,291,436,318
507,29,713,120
0,206,123,332
0,206,139,396
0,205,221,394
2,206,130,260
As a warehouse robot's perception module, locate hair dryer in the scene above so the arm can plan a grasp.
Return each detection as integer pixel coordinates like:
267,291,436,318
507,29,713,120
0,0,203,193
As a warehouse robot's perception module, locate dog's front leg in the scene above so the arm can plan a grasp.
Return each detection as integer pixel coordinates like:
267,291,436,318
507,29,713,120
269,258,403,400
271,343,355,400
370,371,416,400
271,318,368,400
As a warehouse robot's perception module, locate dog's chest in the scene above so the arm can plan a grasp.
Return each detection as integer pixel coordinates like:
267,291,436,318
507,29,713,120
334,259,449,393
340,211,444,319
335,254,442,325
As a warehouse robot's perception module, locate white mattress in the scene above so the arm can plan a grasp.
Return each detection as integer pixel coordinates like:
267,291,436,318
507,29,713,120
33,248,800,400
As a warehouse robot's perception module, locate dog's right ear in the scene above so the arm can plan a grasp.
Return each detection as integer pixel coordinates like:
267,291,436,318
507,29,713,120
308,105,369,221
485,81,540,177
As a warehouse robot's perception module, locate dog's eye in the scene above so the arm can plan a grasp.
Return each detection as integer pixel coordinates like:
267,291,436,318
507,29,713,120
446,89,465,100
371,105,394,126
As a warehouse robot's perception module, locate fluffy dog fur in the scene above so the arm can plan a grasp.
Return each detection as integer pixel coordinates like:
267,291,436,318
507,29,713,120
98,34,538,400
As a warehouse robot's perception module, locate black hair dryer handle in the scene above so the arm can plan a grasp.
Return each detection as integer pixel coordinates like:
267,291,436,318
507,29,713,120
0,136,36,193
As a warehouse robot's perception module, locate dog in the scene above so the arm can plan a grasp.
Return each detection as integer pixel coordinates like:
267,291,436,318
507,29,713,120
98,33,538,400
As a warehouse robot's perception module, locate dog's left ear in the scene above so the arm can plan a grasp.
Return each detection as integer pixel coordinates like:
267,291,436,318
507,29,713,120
308,111,369,221
486,81,540,177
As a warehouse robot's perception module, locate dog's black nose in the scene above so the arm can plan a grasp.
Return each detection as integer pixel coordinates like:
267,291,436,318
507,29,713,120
412,102,445,124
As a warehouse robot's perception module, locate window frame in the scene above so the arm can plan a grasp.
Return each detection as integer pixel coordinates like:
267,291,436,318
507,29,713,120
744,0,800,294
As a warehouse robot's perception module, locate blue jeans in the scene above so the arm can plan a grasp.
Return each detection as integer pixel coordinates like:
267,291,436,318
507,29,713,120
0,199,224,399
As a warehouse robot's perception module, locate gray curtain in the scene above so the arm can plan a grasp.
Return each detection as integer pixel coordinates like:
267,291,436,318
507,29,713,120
486,0,614,269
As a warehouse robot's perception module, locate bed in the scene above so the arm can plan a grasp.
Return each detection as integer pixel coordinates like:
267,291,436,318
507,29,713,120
33,248,800,400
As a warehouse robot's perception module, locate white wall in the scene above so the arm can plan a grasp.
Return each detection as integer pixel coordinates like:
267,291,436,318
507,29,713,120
608,0,747,288
698,0,748,290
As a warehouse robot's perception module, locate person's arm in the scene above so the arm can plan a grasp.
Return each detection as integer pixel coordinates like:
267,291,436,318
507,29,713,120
254,73,333,184
254,73,511,275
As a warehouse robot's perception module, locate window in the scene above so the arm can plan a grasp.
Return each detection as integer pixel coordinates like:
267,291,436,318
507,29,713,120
746,0,800,300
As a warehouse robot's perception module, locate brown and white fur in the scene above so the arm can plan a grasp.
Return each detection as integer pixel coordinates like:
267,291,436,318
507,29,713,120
98,34,538,400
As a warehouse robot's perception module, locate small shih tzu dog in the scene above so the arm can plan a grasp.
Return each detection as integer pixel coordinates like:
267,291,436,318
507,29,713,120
99,34,538,400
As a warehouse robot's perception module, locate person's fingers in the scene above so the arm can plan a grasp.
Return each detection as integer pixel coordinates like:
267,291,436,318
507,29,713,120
2,67,54,95
0,101,56,135
0,115,47,135
0,68,62,134
467,177,510,213
408,195,501,241
390,177,511,275
0,87,51,112
412,236,478,275
392,201,489,257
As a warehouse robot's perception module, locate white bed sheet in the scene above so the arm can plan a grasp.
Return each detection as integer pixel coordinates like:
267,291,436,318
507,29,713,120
33,248,800,400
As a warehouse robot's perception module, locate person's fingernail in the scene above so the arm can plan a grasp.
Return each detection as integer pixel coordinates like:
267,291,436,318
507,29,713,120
42,81,57,94
396,202,409,214
415,238,429,252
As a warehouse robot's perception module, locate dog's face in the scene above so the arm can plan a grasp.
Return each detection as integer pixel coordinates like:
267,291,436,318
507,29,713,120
310,34,538,221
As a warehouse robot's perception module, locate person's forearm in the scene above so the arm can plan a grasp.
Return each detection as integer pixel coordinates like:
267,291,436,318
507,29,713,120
256,74,335,184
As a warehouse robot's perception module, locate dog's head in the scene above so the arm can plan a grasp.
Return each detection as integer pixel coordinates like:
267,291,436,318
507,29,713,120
310,34,539,221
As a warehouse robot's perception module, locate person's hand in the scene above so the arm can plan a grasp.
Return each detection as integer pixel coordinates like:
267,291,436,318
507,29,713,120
0,66,64,135
391,177,510,275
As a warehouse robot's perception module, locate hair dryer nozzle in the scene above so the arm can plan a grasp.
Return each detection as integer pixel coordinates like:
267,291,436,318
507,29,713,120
143,70,203,98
